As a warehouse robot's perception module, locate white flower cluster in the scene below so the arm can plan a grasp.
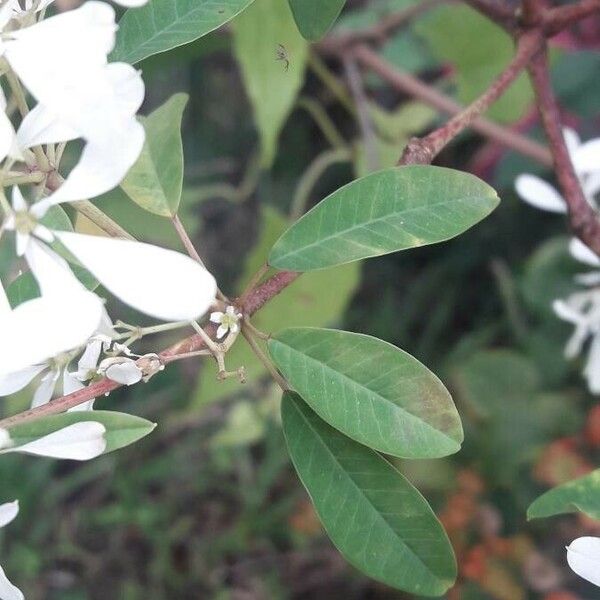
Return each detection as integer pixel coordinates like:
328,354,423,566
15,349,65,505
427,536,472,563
0,2,220,596
516,129,600,589
516,129,600,394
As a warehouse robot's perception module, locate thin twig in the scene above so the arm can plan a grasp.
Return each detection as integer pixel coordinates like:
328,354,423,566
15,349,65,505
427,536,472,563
242,326,288,391
543,0,600,36
527,47,600,255
290,147,350,221
352,44,552,166
0,270,300,427
171,213,227,302
398,29,544,164
296,97,347,149
343,56,379,173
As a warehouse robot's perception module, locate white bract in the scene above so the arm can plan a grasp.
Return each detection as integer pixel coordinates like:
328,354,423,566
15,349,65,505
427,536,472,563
210,306,243,340
0,422,107,460
566,536,600,587
0,501,22,600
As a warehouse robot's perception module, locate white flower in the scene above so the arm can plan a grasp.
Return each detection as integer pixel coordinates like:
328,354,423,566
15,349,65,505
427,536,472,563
5,187,218,322
566,536,600,587
210,306,242,339
32,0,148,12
0,275,104,379
0,500,22,600
0,422,107,460
2,3,146,203
552,239,600,393
515,128,600,213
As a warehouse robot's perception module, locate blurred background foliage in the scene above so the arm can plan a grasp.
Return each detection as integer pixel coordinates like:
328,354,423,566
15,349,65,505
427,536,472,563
1,0,600,598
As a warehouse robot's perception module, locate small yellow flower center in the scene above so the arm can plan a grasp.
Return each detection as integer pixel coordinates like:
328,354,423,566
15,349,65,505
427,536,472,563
13,210,37,235
221,313,239,328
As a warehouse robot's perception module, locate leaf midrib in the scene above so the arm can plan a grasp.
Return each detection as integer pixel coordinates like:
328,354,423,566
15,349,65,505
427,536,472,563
273,194,495,263
277,340,460,450
288,397,448,587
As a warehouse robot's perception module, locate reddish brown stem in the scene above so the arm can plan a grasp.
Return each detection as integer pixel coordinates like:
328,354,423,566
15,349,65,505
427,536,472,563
399,30,544,164
352,44,552,166
0,270,300,428
543,0,600,36
528,47,600,255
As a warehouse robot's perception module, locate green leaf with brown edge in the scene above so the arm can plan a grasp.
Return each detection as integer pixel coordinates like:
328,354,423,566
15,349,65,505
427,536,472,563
282,391,457,596
121,94,188,218
528,469,600,521
269,327,462,458
7,411,156,455
268,166,499,271
288,0,347,40
111,0,257,65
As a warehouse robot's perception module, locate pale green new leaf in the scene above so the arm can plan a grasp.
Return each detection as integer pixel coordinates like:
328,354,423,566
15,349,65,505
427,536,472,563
8,411,156,455
121,94,188,217
288,0,347,40
282,392,457,596
270,328,462,458
528,470,600,520
269,166,499,271
111,0,256,65
232,0,308,166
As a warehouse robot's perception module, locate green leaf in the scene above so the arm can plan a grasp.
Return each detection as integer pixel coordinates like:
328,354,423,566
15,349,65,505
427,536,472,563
451,350,580,484
121,94,188,217
270,328,462,458
282,392,457,596
8,411,156,455
232,0,308,166
111,0,256,65
269,166,499,271
193,206,359,407
528,470,600,521
288,0,347,40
